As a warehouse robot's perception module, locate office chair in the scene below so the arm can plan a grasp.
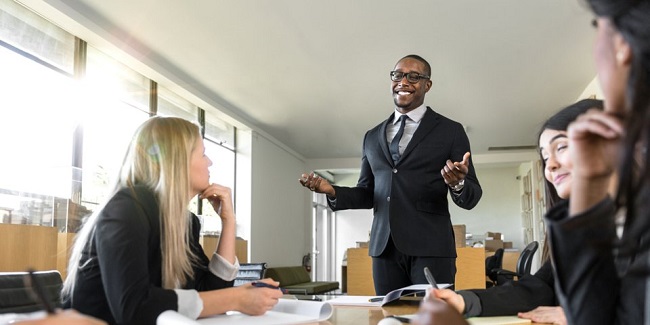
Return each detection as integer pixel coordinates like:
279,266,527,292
493,241,539,285
485,248,504,288
234,263,267,286
0,270,63,313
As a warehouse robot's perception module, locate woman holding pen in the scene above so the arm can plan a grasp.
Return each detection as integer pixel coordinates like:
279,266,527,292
62,116,282,324
422,99,605,325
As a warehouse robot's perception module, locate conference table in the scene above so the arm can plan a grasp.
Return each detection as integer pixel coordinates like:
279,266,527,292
317,299,418,325
307,298,554,325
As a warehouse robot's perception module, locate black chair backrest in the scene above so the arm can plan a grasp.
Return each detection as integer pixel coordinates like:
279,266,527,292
485,248,504,282
0,270,63,313
234,263,267,286
516,241,539,276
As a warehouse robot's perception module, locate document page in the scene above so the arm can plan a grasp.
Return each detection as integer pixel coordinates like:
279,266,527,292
157,299,333,325
467,316,531,324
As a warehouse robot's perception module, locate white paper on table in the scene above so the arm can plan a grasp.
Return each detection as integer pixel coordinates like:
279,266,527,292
157,310,200,325
467,316,532,325
195,298,332,325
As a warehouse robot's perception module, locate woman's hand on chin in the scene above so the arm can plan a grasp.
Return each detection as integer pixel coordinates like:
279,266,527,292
199,183,235,221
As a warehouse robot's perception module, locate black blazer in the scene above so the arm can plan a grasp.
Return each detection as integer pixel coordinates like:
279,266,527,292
330,107,482,257
66,186,233,324
462,261,556,317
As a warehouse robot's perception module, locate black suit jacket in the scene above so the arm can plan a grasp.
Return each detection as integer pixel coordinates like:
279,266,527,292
66,186,233,324
330,107,482,257
461,261,556,317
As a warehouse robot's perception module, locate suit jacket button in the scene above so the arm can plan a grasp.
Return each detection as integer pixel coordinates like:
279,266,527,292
387,196,390,202
392,168,398,173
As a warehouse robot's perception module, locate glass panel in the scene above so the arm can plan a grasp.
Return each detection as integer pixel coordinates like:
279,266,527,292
205,110,235,150
199,139,235,234
157,86,198,122
85,45,150,113
0,43,76,227
80,45,151,214
0,0,75,74
79,105,148,211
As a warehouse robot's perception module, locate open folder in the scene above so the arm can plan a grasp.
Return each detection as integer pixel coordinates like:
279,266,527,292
157,298,333,325
327,283,452,307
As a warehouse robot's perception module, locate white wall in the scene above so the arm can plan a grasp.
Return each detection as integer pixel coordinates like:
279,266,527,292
449,165,523,249
249,131,311,267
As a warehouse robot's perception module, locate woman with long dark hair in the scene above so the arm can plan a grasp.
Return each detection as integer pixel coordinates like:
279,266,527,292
545,0,650,324
430,99,603,325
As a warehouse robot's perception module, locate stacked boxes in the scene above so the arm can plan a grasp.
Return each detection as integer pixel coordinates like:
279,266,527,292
484,232,512,251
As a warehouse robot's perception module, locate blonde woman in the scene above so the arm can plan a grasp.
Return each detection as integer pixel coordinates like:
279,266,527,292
62,117,282,324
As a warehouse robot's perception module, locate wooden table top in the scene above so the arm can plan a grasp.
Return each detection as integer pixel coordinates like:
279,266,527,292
307,298,554,325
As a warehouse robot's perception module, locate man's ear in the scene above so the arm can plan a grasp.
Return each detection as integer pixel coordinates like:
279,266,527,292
424,79,432,92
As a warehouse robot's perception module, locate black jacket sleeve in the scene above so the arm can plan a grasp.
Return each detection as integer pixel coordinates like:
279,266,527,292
463,261,556,317
185,213,234,291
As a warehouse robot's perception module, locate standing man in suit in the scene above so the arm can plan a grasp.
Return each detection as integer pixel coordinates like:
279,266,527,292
299,55,482,295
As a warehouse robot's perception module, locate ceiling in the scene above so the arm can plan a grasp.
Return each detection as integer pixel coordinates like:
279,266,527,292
26,0,598,162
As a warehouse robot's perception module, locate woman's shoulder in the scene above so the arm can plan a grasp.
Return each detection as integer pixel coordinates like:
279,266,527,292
113,185,157,204
102,185,159,222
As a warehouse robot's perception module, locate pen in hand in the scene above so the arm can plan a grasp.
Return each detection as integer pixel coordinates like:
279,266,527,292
24,269,56,314
251,281,288,294
423,267,439,289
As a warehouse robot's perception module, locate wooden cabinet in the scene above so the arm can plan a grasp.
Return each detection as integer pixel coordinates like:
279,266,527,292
0,224,58,272
347,247,375,295
346,246,486,295
455,247,486,290
200,236,248,263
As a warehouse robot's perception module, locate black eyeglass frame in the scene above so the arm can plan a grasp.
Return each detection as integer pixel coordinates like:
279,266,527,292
390,71,430,83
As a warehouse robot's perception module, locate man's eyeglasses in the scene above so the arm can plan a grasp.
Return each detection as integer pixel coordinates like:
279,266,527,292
390,71,430,83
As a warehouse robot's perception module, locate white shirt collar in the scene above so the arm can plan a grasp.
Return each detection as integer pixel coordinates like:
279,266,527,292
393,104,427,125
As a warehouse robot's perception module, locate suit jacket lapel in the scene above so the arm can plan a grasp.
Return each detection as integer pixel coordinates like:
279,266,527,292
399,107,439,163
379,113,395,165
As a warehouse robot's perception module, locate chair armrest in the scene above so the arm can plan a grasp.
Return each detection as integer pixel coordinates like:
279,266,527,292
492,269,521,278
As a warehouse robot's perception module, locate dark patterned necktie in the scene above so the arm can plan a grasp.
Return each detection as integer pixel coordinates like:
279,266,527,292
390,115,407,163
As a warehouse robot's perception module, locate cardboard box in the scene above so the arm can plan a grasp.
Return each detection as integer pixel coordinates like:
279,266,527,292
503,241,513,249
453,224,466,248
486,232,503,240
484,239,504,251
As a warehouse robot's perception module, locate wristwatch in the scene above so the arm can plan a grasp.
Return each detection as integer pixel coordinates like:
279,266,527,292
450,179,465,192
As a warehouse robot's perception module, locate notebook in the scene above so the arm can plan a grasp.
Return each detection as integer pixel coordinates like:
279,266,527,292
327,283,452,307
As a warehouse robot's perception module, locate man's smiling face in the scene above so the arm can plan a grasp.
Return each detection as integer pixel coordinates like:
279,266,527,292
391,58,432,113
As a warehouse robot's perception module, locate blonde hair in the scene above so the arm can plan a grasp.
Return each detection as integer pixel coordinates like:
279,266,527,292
63,116,201,297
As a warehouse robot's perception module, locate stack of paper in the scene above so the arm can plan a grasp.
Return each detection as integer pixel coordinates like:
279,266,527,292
467,316,532,324
156,299,333,325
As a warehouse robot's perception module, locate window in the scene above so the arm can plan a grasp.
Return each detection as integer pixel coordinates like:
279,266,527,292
0,0,240,235
0,42,76,227
0,0,75,74
200,140,236,234
80,46,150,212
157,86,198,122
205,110,235,150
200,110,236,234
